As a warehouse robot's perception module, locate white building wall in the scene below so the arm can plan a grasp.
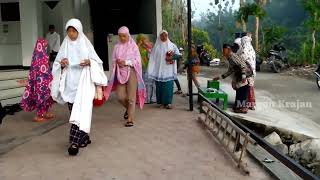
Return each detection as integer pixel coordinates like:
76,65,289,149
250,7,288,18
20,0,40,66
20,0,75,67
0,0,162,68
0,21,21,66
36,0,43,38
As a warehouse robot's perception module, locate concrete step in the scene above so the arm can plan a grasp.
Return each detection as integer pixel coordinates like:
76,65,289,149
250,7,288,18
0,87,24,101
0,70,28,81
0,70,28,106
0,79,26,91
1,97,22,106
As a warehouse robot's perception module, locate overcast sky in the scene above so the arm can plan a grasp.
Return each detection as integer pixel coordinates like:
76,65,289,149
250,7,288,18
192,0,240,19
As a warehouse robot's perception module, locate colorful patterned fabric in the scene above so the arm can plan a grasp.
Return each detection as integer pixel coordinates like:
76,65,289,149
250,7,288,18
69,123,89,145
221,52,253,89
21,39,53,116
136,34,155,103
190,54,200,74
140,46,149,70
247,86,256,108
68,103,89,145
241,36,256,76
136,34,153,71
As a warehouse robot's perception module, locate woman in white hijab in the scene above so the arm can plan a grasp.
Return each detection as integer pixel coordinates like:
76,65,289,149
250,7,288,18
51,19,108,156
241,34,256,110
148,30,181,109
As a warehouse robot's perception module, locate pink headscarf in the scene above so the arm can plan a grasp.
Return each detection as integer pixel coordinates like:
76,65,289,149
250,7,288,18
113,26,140,84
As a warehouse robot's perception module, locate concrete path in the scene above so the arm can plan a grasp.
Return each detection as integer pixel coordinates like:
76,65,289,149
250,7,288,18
0,94,272,180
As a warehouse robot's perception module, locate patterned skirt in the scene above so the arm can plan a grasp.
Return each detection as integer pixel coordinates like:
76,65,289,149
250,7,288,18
69,124,90,145
247,86,256,108
68,103,90,145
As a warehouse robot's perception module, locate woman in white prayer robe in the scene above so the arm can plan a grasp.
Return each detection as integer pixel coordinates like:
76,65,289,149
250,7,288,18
51,19,108,156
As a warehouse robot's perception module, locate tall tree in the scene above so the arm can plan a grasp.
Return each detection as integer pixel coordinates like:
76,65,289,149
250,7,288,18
236,2,266,51
209,0,237,50
240,0,247,31
303,0,320,64
253,0,267,51
162,0,188,47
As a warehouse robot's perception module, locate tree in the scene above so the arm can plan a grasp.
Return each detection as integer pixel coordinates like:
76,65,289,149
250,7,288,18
192,27,218,58
192,28,210,45
262,25,287,54
236,3,253,31
236,2,266,51
207,0,238,50
254,0,268,51
162,0,187,47
240,0,247,31
303,0,320,64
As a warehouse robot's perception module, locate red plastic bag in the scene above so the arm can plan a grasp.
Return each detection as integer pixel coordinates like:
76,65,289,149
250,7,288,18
93,86,105,107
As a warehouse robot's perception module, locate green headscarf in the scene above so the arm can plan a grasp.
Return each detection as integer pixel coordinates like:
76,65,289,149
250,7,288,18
136,34,151,71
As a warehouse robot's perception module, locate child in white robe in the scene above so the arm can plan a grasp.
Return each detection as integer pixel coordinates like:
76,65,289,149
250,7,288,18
51,19,108,156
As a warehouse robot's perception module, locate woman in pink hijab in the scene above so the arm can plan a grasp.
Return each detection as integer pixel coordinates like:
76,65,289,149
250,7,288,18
104,26,145,127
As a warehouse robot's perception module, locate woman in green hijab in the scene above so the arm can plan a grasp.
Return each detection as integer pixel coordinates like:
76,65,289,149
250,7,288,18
136,34,156,104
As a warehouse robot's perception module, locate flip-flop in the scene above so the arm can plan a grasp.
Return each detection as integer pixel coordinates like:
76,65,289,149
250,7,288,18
125,121,134,127
124,111,128,120
44,113,54,119
33,116,47,122
174,90,183,95
249,107,256,110
165,105,173,109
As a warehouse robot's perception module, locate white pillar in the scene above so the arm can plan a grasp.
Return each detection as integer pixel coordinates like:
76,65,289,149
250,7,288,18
20,0,39,67
156,0,162,35
61,0,75,36
37,1,44,38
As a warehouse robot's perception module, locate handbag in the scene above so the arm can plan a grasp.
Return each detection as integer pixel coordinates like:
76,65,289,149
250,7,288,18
93,86,105,107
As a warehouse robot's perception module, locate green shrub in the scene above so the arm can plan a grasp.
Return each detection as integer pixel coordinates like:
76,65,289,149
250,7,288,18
203,42,219,58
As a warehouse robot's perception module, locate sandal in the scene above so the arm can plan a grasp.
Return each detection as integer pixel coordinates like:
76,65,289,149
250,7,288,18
33,116,47,122
174,90,183,95
124,111,128,120
79,139,92,148
165,105,173,109
125,121,134,127
249,107,256,110
68,144,79,156
234,108,248,114
44,112,54,119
